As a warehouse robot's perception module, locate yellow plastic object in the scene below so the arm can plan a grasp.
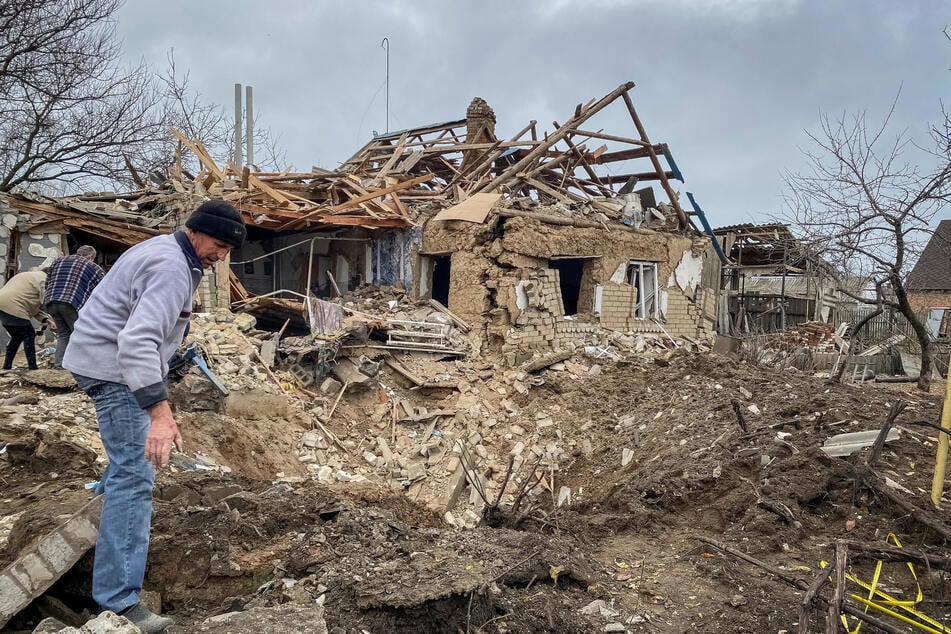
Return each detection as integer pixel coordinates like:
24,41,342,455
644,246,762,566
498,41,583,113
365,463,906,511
839,534,949,634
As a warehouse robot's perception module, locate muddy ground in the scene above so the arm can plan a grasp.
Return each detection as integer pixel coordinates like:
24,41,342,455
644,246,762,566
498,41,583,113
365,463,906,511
2,349,950,633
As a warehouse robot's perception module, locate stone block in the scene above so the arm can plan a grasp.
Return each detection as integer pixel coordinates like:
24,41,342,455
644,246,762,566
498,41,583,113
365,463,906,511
0,496,103,628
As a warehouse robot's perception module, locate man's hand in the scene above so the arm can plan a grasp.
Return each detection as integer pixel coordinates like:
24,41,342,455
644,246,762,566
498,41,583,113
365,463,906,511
145,401,183,467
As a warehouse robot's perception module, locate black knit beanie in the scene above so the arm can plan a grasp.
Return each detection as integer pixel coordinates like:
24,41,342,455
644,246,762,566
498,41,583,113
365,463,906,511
185,200,246,248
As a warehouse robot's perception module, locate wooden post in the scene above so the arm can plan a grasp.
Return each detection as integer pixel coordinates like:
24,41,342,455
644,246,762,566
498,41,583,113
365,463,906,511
620,91,689,229
931,353,951,507
477,82,635,194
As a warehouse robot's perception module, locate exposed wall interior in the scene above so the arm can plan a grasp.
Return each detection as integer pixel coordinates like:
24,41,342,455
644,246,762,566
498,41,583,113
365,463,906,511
421,212,717,362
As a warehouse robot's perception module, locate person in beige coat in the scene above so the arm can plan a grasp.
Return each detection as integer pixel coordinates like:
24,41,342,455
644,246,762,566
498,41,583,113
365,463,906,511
0,270,51,371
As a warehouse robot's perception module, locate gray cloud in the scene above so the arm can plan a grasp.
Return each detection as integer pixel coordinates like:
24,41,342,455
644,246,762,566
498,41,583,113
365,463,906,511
115,0,950,226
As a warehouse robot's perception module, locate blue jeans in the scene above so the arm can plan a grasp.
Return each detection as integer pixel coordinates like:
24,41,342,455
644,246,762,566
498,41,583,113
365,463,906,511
74,374,155,613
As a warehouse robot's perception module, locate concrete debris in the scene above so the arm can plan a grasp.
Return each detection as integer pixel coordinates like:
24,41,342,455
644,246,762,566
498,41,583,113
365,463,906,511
193,604,327,634
580,599,620,618
0,497,103,628
557,486,572,507
621,448,634,467
32,611,141,633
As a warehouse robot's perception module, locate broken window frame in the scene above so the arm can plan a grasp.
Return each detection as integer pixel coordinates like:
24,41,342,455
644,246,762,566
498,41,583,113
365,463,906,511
927,307,951,340
626,260,657,319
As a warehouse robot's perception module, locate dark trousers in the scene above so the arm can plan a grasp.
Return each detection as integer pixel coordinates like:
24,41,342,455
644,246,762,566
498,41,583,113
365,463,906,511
46,301,79,367
0,311,36,370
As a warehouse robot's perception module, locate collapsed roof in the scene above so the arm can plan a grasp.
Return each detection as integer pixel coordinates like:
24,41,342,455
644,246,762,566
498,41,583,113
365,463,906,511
2,82,693,243
170,81,691,233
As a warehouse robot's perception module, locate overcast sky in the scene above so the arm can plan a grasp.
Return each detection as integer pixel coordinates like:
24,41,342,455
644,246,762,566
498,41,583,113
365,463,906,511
116,0,950,228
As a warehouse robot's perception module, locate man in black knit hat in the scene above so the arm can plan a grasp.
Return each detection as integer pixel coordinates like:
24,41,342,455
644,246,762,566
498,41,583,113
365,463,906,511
64,200,245,633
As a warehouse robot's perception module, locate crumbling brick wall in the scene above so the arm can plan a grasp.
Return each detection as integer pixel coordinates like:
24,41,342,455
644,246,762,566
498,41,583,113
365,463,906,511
908,290,951,315
420,213,717,359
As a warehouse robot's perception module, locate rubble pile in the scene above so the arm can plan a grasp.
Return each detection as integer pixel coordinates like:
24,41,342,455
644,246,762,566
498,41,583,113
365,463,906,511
141,300,707,533
2,326,951,632
761,320,840,352
184,311,286,394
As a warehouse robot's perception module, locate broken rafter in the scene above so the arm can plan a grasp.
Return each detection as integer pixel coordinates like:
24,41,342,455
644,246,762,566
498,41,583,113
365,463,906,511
170,127,224,181
279,173,433,230
620,91,688,229
477,81,636,194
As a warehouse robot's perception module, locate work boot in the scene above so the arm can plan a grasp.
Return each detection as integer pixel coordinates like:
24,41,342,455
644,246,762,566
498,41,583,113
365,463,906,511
119,602,175,633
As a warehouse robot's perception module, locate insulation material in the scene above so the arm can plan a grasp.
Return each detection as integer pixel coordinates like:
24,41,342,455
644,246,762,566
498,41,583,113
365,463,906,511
515,281,530,310
673,250,703,292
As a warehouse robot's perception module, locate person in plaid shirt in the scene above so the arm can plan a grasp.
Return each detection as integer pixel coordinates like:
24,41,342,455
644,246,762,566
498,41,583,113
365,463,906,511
44,245,105,367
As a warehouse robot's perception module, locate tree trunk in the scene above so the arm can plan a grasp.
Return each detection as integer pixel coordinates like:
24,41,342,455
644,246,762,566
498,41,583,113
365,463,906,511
893,281,932,392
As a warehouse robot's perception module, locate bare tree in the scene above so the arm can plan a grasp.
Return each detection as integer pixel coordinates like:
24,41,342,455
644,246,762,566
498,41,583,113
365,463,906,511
783,98,951,391
0,0,167,192
146,50,287,180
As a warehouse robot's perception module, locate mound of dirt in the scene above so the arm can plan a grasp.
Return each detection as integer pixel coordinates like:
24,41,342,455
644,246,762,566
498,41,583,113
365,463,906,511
3,345,950,633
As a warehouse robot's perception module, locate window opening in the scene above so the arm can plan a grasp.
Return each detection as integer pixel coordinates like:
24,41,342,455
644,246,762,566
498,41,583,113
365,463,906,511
626,261,657,319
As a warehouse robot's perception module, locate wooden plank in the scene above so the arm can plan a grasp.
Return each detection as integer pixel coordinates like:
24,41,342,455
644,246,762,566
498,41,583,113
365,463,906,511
395,150,424,174
478,82,635,193
248,174,300,210
170,128,225,181
377,132,409,176
525,176,583,202
591,144,669,164
385,356,424,386
428,299,470,332
570,128,650,146
314,216,412,227
391,192,410,220
280,173,433,229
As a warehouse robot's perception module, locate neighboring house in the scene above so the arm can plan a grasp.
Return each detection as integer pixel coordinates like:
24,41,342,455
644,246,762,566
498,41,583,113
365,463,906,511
906,220,951,340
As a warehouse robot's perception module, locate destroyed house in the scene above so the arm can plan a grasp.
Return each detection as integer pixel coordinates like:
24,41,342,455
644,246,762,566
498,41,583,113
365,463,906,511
0,82,721,358
712,223,855,333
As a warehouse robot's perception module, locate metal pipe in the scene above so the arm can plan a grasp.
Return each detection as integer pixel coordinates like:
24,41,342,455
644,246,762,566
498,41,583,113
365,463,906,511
381,38,390,133
245,85,254,167
229,235,369,265
234,83,243,167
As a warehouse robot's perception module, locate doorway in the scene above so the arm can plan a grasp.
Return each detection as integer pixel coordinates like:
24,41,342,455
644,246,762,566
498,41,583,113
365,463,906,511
432,255,451,305
549,258,584,315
